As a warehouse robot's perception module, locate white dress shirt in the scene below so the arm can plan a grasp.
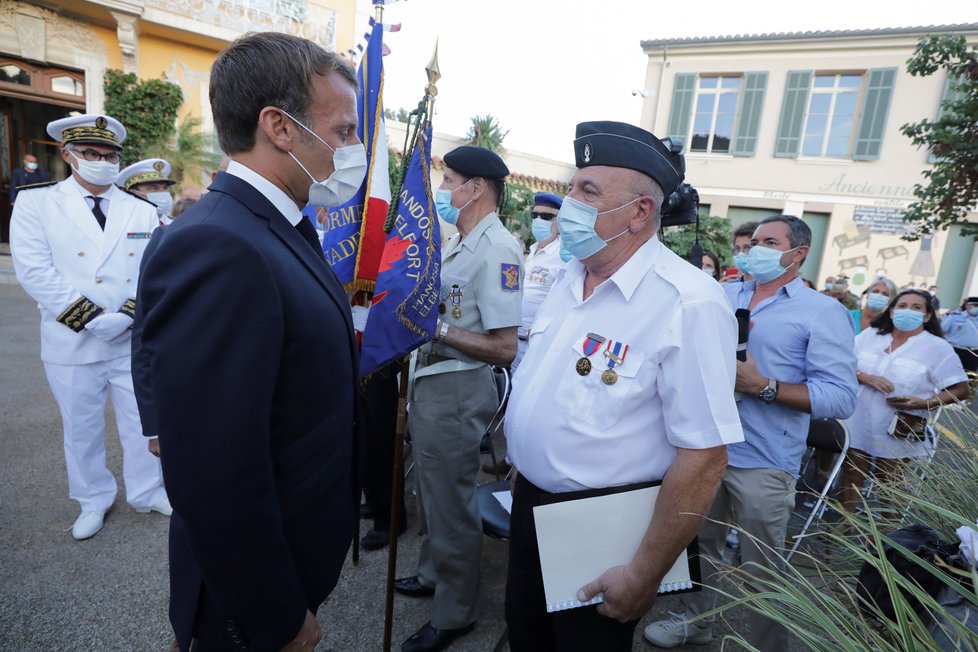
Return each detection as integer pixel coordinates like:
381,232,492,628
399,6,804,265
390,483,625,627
226,160,303,226
506,236,744,493
520,237,563,339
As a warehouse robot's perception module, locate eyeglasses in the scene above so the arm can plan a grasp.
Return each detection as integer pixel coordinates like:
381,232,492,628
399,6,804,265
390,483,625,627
732,244,751,255
68,147,121,164
531,211,556,221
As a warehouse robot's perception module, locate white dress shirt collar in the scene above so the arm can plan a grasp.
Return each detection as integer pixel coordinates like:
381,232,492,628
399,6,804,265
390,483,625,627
559,235,663,303
225,160,303,227
65,174,117,203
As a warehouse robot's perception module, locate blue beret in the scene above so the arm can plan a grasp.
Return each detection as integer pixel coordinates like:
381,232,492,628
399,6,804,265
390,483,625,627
574,121,685,196
443,146,509,179
533,193,562,209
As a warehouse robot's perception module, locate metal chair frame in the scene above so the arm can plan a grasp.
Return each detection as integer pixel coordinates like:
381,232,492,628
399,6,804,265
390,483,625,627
480,366,511,481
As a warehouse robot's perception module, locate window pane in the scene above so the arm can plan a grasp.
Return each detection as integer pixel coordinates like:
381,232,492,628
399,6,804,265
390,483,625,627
834,92,857,117
715,113,735,137
826,135,849,157
692,113,713,138
721,76,741,90
712,135,731,153
695,93,715,113
690,133,710,152
839,75,861,88
0,64,30,86
717,92,738,113
802,135,823,157
809,93,831,113
813,75,834,88
699,77,718,89
51,75,83,96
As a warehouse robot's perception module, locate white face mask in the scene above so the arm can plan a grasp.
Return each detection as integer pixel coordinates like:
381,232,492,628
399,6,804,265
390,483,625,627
147,191,173,217
280,109,366,208
68,149,119,186
26,162,38,171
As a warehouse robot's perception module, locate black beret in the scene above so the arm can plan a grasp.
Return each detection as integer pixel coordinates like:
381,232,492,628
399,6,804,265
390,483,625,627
574,121,685,196
534,192,563,209
443,146,509,180
966,297,978,304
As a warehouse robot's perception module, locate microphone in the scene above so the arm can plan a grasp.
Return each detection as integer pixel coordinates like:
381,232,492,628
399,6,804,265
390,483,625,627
734,308,750,401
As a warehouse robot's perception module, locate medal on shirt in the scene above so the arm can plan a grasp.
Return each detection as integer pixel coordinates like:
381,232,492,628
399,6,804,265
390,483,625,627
576,332,606,376
602,340,629,385
449,284,463,319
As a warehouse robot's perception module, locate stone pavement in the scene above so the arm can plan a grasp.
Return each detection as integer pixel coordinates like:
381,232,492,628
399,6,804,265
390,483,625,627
0,279,782,651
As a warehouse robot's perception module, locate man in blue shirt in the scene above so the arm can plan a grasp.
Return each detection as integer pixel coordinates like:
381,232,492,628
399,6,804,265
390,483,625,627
645,215,857,651
941,297,978,373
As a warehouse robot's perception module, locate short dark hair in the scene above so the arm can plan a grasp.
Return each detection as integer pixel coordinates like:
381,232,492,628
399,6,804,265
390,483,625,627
732,221,759,240
210,32,357,154
757,214,811,248
701,250,721,280
870,289,944,337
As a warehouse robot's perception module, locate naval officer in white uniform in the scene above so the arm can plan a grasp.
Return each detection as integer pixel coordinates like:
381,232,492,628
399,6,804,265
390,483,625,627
10,114,170,541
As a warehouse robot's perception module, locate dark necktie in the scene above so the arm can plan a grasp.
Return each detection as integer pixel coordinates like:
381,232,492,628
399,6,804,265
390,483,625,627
88,196,106,230
295,217,326,264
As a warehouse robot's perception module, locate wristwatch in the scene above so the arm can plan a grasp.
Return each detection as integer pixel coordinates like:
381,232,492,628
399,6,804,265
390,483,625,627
758,378,779,404
434,320,450,343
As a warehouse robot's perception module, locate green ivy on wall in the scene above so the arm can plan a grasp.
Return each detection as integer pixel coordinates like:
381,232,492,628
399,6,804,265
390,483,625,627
103,69,184,166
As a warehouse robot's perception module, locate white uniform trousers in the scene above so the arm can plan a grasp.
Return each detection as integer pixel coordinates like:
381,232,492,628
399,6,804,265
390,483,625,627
43,356,167,512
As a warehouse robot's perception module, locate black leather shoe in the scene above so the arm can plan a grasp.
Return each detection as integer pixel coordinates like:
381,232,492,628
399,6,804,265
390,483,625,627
361,528,399,551
401,622,475,652
393,576,435,597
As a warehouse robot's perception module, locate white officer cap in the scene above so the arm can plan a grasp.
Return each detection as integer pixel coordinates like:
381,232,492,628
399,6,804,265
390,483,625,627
47,114,126,150
117,158,176,191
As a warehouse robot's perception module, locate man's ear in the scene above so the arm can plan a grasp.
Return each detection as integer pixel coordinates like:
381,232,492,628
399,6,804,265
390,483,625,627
256,107,293,152
631,196,656,230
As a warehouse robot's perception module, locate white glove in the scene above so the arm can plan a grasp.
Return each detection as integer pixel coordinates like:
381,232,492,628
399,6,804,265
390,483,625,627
84,312,134,342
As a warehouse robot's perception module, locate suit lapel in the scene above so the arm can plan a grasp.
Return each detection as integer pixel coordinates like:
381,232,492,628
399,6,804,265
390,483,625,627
209,173,357,346
99,190,133,266
56,181,103,249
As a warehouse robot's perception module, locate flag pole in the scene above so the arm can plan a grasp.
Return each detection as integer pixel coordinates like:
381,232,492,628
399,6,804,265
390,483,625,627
382,40,440,652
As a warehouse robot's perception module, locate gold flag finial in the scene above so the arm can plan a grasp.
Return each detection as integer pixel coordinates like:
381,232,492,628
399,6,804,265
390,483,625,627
425,39,440,98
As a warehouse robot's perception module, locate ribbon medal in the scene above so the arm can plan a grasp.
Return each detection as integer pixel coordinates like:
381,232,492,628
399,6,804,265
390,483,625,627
438,285,450,315
576,332,605,376
449,284,463,319
602,340,629,385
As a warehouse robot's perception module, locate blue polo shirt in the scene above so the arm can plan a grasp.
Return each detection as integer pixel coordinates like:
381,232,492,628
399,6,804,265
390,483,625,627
942,311,978,349
723,277,858,476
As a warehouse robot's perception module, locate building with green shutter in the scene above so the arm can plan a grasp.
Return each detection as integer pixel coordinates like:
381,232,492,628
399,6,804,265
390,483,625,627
639,24,978,308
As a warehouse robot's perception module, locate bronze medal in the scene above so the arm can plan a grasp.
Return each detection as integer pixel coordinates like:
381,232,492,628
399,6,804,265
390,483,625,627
576,357,592,376
601,369,618,385
452,306,462,319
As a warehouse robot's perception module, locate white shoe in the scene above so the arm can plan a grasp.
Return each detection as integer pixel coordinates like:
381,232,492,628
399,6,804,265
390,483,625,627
135,496,172,517
644,610,713,648
72,511,106,540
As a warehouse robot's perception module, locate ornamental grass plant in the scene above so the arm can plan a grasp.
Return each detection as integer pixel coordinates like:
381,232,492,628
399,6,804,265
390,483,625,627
704,406,978,651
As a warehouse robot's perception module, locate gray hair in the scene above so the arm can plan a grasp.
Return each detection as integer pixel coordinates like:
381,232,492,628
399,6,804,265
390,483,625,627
210,32,357,154
758,214,811,248
627,172,665,230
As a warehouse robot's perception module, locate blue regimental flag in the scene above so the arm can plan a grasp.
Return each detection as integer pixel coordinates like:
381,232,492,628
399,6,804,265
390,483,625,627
359,123,440,377
319,16,390,290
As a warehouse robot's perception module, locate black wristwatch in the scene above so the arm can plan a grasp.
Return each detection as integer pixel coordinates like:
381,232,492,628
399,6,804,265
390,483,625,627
758,378,779,404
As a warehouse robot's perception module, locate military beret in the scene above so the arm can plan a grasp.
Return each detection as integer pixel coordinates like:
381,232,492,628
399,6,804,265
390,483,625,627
533,192,563,209
47,114,126,150
443,146,509,180
965,297,978,305
574,121,685,196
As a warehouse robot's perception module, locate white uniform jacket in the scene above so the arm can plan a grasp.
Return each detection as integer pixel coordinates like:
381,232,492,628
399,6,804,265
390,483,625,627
11,178,157,364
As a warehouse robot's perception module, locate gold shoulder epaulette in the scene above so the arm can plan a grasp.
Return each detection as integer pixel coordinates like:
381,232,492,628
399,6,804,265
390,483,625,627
16,180,57,191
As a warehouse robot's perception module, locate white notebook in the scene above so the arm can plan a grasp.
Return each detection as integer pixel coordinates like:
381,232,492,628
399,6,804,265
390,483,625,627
532,483,696,613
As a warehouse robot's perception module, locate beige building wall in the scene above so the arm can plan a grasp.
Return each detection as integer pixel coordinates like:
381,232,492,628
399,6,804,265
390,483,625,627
640,25,978,307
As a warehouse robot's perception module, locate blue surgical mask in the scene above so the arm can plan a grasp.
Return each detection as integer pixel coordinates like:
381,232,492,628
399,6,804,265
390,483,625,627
825,283,834,291
702,266,716,275
559,241,572,263
892,308,925,332
968,307,978,317
555,195,637,261
866,292,890,311
733,252,749,272
744,245,797,284
434,180,473,225
531,217,553,243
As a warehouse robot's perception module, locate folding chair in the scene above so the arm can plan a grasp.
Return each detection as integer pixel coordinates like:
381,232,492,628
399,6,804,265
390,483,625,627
480,366,511,481
787,418,849,562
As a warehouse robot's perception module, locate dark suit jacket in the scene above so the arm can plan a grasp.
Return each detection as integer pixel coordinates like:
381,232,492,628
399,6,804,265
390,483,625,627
9,166,50,204
135,172,359,652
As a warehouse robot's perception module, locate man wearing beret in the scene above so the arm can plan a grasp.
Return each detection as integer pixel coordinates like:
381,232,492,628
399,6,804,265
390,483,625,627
10,114,170,541
117,158,176,225
502,121,743,651
395,145,523,652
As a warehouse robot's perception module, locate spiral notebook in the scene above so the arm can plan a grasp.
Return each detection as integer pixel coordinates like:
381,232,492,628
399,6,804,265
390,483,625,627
532,481,699,613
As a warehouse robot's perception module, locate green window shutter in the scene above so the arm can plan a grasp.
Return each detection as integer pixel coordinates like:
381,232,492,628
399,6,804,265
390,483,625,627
667,73,696,150
928,74,964,163
774,70,811,158
731,71,768,156
853,67,897,161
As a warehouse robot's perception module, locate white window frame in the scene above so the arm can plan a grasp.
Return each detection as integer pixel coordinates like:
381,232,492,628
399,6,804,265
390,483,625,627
688,74,742,154
800,72,863,159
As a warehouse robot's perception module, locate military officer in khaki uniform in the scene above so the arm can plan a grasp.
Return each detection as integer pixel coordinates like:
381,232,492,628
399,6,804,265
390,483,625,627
10,114,170,541
116,158,176,225
395,146,522,652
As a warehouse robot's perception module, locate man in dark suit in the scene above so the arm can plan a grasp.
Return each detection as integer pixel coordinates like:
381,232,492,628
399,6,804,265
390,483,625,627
135,32,365,652
7,153,49,242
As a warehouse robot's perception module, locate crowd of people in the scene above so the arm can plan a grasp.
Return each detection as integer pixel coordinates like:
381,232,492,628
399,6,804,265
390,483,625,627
7,29,976,652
